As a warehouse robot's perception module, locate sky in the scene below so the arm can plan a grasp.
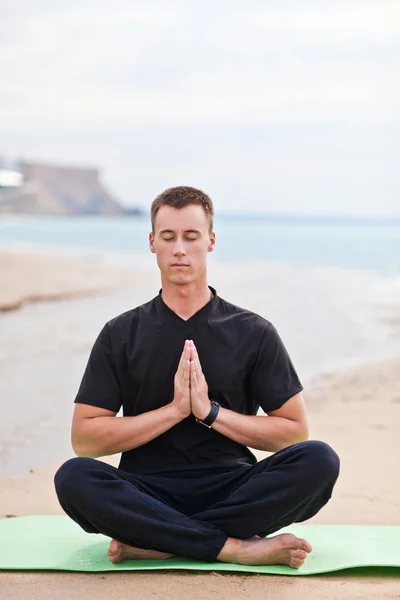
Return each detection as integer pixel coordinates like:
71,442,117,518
1,0,399,216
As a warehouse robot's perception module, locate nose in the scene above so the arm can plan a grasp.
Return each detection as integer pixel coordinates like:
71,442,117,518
173,238,186,257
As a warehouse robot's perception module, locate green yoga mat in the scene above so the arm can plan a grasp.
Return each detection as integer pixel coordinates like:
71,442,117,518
1,516,399,576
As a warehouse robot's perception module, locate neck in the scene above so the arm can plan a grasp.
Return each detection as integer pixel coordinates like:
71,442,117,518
160,279,213,321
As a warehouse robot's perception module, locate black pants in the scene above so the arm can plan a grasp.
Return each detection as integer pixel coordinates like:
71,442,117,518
54,440,339,562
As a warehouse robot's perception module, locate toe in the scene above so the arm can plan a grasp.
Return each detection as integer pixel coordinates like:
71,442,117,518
279,533,304,550
109,539,119,553
299,538,312,553
292,549,307,560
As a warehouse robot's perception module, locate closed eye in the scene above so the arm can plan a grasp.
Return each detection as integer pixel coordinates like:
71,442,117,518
162,236,199,241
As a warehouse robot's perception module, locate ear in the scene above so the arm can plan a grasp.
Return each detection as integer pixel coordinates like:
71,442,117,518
149,232,156,254
208,231,216,253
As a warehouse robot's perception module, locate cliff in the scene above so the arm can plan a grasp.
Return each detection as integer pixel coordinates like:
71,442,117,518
0,161,128,216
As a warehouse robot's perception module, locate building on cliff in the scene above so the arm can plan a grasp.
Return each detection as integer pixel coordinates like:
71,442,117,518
0,161,130,215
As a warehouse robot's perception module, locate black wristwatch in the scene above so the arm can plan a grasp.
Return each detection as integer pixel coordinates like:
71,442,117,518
195,401,220,428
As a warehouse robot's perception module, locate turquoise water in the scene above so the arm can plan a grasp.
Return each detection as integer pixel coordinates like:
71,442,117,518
0,214,399,274
1,213,400,478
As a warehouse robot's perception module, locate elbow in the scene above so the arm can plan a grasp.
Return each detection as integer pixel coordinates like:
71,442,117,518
290,421,309,445
72,442,90,458
73,446,93,458
71,433,85,457
297,421,309,443
73,446,101,459
71,438,101,459
275,421,309,452
71,424,102,458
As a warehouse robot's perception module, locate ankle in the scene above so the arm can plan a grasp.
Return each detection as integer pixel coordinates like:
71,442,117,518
217,537,247,563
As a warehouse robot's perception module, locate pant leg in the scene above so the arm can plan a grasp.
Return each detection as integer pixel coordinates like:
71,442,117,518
54,457,227,562
191,440,340,539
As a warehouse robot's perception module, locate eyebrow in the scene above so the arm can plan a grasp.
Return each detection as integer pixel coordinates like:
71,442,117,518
159,229,202,235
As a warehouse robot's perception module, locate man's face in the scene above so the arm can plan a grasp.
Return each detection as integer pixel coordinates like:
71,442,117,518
149,204,215,285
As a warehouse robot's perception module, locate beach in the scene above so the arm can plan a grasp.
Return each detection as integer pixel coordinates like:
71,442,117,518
0,250,145,312
1,250,399,599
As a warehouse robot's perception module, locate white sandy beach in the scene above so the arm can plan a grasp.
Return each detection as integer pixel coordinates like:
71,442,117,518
0,251,399,599
0,250,145,312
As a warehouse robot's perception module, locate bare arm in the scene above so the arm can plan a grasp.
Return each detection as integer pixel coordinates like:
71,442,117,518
210,393,309,453
71,402,185,458
72,341,192,458
189,341,308,453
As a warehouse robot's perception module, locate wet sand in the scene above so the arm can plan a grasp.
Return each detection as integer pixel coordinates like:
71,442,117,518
0,251,137,312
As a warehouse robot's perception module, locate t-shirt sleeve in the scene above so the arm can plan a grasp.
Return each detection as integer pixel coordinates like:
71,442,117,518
250,322,303,413
74,323,122,413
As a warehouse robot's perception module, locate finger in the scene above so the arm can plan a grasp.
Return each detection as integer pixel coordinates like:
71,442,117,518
178,342,187,368
190,360,198,386
178,340,190,373
190,342,202,373
177,352,184,375
183,359,190,383
190,347,205,387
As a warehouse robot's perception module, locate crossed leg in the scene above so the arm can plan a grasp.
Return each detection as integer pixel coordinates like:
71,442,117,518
107,533,312,568
58,441,339,569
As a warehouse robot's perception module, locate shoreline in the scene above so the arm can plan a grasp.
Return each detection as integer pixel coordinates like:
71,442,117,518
0,288,113,313
0,250,140,312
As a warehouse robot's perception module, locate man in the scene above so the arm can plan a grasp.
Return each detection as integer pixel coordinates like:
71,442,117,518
54,186,339,569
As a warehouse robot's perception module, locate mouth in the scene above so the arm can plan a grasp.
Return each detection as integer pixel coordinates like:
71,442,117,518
171,264,189,268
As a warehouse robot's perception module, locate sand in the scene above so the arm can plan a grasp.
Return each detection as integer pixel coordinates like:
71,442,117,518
1,361,399,599
0,251,399,599
0,251,138,312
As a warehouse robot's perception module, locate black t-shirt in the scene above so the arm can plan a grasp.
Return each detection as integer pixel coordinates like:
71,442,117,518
74,286,303,475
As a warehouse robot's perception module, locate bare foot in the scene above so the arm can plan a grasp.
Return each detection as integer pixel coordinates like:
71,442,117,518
107,539,174,564
217,533,312,569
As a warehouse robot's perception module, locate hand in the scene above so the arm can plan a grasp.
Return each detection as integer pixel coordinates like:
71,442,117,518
189,341,212,420
171,340,191,420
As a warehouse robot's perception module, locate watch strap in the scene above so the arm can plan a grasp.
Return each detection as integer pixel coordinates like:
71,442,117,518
195,401,220,428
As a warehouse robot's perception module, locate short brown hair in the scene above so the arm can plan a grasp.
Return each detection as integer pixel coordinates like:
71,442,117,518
151,186,214,233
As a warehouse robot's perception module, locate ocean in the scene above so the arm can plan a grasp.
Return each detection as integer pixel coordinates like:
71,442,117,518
0,214,399,477
0,213,399,274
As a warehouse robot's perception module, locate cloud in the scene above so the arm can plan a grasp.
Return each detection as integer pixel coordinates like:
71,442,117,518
1,1,399,129
0,0,399,215
241,1,400,44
